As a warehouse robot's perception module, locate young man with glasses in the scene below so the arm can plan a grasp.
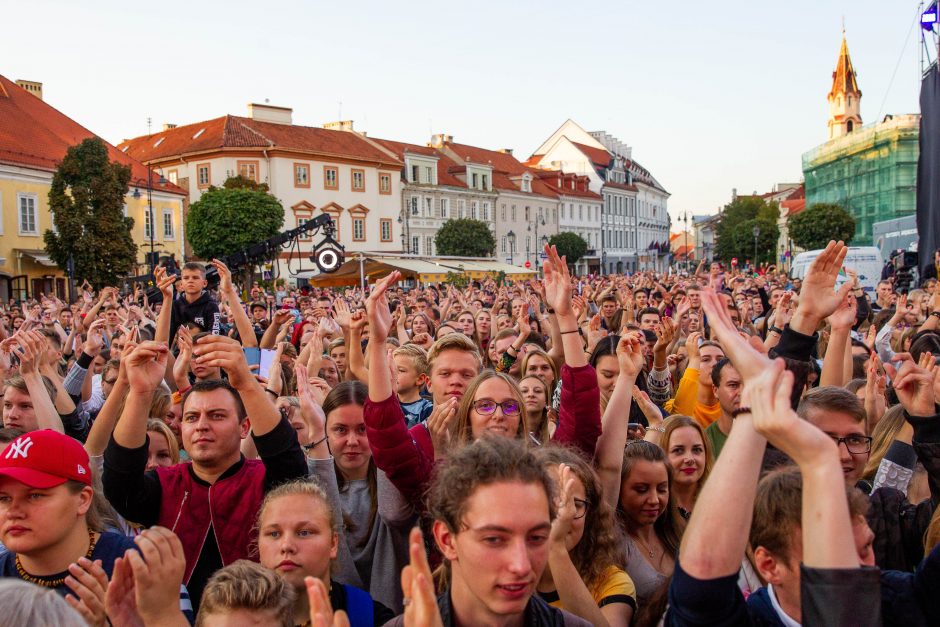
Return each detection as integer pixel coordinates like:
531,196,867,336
796,387,873,485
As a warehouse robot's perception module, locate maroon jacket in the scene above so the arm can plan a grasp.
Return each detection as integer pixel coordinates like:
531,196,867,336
364,363,601,507
156,460,266,583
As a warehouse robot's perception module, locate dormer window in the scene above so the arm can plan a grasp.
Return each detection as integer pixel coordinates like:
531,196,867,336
481,174,488,190
411,165,419,183
522,176,531,193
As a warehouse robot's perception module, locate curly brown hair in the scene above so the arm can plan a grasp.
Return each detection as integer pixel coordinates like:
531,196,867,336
534,445,625,590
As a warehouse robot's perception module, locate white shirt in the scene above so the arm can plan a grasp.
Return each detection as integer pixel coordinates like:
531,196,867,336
766,584,801,627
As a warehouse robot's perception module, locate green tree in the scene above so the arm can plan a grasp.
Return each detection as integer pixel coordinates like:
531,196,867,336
714,196,780,266
186,180,285,261
44,137,138,289
435,219,495,257
548,232,589,266
222,174,270,192
788,203,855,251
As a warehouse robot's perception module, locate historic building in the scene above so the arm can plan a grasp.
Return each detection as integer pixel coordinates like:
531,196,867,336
118,108,404,277
430,136,559,268
802,35,919,245
369,138,497,257
526,120,669,273
0,76,187,301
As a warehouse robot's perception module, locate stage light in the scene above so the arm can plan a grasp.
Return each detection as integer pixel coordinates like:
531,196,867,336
923,2,938,31
311,235,344,273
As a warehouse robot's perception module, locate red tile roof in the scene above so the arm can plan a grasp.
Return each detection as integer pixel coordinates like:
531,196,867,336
119,116,401,167
781,184,806,216
603,180,639,192
440,140,557,198
370,138,465,188
0,75,186,195
571,142,612,168
532,170,601,200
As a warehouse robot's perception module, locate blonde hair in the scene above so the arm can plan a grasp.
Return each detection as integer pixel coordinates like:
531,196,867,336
146,419,181,465
393,343,429,376
427,333,482,373
258,479,338,535
196,560,296,627
862,405,907,481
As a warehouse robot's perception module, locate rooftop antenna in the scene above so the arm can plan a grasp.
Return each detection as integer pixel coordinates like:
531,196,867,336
147,116,152,135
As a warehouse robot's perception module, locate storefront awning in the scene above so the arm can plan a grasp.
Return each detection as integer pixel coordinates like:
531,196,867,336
298,255,536,286
17,249,58,267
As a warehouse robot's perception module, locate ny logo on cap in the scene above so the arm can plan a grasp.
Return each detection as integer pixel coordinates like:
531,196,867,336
5,437,34,460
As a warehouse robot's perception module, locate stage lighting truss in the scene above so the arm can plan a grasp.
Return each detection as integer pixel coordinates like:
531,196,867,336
221,214,346,278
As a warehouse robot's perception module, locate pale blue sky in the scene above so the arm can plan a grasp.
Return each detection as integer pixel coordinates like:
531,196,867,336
2,0,926,220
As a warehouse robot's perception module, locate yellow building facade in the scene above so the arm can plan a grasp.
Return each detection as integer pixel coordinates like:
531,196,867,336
0,76,187,301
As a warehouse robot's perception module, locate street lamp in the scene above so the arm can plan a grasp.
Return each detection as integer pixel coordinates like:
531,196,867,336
131,166,167,274
528,215,546,270
752,225,760,270
681,212,690,271
507,230,516,265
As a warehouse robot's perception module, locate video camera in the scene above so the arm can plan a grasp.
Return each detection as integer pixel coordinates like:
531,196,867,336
891,250,919,294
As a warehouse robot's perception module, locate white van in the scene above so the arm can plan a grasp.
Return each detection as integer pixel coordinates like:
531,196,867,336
789,246,884,295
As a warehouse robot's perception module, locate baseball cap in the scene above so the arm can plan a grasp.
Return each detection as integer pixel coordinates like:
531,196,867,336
0,430,91,489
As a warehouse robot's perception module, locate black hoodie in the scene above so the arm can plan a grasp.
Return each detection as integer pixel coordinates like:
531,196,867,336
170,290,220,340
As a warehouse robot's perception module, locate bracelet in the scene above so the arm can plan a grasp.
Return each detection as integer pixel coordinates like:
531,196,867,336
264,388,278,398
931,312,940,319
769,326,783,334
302,435,329,451
560,329,579,335
731,406,752,418
648,426,665,433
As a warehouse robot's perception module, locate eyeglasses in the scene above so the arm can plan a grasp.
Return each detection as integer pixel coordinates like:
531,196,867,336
471,399,521,417
573,498,589,520
830,435,873,455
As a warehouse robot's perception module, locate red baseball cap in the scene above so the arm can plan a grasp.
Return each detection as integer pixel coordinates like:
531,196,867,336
0,430,91,488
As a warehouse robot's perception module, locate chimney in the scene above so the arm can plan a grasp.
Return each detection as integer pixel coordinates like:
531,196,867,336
247,103,293,125
163,123,177,131
15,80,43,101
323,120,355,132
430,134,453,148
497,148,514,156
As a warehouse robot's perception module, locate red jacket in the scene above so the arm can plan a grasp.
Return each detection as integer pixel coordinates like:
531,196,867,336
363,364,601,507
156,460,266,583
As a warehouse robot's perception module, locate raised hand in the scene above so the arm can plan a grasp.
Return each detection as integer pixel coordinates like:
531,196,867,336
153,266,176,301
617,332,646,379
306,577,351,627
542,244,573,317
125,341,169,393
747,358,843,477
548,464,576,546
333,298,352,330
792,241,853,329
125,527,187,626
365,271,401,343
210,259,233,294
426,397,458,459
699,289,770,381
193,335,254,390
65,557,109,627
827,290,857,331
410,332,433,351
891,354,937,416
295,363,326,438
399,527,444,627
653,316,676,354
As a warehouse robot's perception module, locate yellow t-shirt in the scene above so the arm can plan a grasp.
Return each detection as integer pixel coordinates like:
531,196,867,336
663,367,721,428
540,565,637,611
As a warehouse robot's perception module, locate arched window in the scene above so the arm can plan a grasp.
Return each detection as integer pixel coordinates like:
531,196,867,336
847,120,854,133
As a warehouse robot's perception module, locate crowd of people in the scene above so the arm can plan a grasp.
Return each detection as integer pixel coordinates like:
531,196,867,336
0,241,938,626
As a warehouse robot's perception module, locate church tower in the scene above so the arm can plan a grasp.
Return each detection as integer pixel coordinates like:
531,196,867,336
827,34,862,139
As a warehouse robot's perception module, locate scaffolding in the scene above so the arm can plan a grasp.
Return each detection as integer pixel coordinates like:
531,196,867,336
802,114,920,245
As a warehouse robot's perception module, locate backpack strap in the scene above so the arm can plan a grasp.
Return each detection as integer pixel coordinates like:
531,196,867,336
342,584,374,627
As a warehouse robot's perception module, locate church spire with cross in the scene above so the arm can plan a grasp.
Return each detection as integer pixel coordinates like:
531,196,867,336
827,28,862,139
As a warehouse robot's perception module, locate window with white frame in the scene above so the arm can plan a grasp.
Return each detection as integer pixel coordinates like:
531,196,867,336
18,193,38,235
482,174,488,190
425,236,433,256
482,201,490,221
511,205,516,221
144,209,153,239
412,235,420,254
457,200,464,219
471,201,478,220
353,217,365,241
440,198,449,218
501,236,507,253
163,209,174,239
425,197,432,216
411,197,419,216
424,166,432,184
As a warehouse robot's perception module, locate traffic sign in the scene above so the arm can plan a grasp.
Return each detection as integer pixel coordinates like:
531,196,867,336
539,253,548,260
524,261,531,268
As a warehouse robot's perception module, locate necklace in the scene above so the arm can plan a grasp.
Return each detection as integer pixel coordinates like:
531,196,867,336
631,532,656,559
15,531,97,588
